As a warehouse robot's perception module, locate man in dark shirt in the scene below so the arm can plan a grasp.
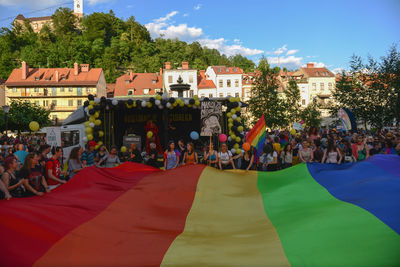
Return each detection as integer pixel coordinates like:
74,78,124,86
129,143,143,163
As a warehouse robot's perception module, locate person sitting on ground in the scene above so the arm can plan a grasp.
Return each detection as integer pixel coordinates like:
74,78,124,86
19,153,50,196
322,139,342,164
98,146,121,168
68,147,84,179
182,142,198,165
45,147,66,190
218,143,235,170
82,141,97,167
1,157,22,199
146,143,158,168
129,143,143,163
281,144,293,168
164,141,179,170
241,149,254,171
204,142,218,168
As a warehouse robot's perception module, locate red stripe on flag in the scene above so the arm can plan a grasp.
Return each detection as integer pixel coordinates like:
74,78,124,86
246,114,265,143
0,163,159,267
33,165,206,266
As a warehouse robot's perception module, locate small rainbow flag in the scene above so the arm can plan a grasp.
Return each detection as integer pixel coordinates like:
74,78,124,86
245,114,267,159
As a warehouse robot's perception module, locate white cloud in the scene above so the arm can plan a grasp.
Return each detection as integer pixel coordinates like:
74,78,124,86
302,62,325,67
199,38,263,57
267,55,303,68
286,49,299,56
145,11,264,57
194,4,202,10
273,45,288,55
183,13,189,17
154,11,178,23
332,68,345,74
87,0,110,5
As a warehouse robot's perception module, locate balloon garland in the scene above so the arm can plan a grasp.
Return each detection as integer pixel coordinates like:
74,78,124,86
225,96,245,155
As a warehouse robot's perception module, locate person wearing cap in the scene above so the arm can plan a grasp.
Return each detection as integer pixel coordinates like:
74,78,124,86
82,141,97,167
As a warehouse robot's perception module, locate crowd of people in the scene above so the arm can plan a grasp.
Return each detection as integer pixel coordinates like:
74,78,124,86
1,127,400,200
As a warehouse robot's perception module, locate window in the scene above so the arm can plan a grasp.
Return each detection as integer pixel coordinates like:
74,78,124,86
143,89,149,95
34,101,39,106
227,80,231,87
189,90,194,97
219,80,223,87
68,100,74,106
234,67,237,72
227,93,232,97
219,93,223,97
34,87,39,92
152,80,156,84
226,68,229,72
235,79,239,87
52,115,57,120
86,87,90,93
302,99,306,105
168,76,173,83
312,83,316,90
43,100,49,106
320,83,324,90
235,93,239,98
328,83,332,90
26,88,30,93
33,23,38,29
60,87,64,92
126,80,130,84
61,130,80,148
200,94,205,98
189,75,193,83
52,100,57,106
77,100,82,106
12,87,17,92
209,94,213,98
128,90,133,96
69,87,73,92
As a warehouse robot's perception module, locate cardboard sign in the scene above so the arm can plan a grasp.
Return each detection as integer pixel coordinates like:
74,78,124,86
200,101,222,136
46,127,61,148
293,122,304,131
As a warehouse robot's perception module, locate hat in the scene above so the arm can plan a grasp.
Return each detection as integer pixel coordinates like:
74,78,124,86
88,141,97,147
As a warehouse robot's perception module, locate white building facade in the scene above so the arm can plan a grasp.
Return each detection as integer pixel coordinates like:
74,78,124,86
163,62,198,98
205,66,243,98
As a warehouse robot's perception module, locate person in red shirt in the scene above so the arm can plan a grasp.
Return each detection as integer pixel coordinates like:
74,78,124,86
45,147,66,189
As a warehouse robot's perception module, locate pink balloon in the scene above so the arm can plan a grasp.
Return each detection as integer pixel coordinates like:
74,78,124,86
300,120,304,124
219,134,227,142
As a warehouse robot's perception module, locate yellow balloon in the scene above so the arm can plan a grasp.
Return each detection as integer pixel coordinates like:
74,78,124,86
195,100,200,106
229,97,234,102
84,121,90,127
88,105,94,110
179,102,184,107
231,108,236,114
228,123,233,128
193,95,199,100
231,134,236,140
29,121,40,132
121,146,127,153
236,117,242,122
236,107,241,112
237,126,244,132
227,112,232,118
290,129,296,135
85,127,93,134
94,111,100,118
95,144,100,150
156,94,162,100
89,116,96,123
302,123,307,128
147,131,153,138
87,134,93,141
98,141,103,146
147,102,152,108
89,100,95,106
228,118,233,123
99,131,104,137
234,143,239,149
95,119,102,126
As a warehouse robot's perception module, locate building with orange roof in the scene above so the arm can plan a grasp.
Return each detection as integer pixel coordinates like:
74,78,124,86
205,66,244,98
5,61,106,122
293,63,336,117
163,62,197,98
197,70,216,98
114,70,163,98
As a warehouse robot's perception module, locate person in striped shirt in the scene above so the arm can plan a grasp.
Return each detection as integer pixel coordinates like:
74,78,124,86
82,141,97,167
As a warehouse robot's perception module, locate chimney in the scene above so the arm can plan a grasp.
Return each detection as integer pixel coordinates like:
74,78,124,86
80,64,89,72
306,63,314,68
55,70,59,82
182,62,189,70
165,62,171,70
74,62,79,75
159,68,162,76
129,70,133,81
21,61,29,80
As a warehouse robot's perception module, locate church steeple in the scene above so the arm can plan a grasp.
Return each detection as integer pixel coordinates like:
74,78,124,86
74,0,83,17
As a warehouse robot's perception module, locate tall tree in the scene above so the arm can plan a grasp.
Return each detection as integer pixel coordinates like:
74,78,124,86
248,58,287,128
8,100,51,134
301,98,322,127
284,79,301,124
51,8,78,36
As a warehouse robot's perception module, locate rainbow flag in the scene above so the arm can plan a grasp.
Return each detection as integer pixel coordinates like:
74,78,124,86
246,114,266,159
1,155,400,266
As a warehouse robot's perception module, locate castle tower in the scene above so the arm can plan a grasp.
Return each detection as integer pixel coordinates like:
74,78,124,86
74,0,83,17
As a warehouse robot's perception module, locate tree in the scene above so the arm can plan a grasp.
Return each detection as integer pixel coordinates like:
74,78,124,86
248,58,287,128
284,79,301,124
51,8,78,36
8,100,51,134
301,98,322,127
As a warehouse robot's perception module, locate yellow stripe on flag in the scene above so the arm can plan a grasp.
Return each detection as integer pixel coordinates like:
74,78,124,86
161,167,290,266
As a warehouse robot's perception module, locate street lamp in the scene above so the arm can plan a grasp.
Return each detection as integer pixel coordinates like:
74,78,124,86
3,105,9,136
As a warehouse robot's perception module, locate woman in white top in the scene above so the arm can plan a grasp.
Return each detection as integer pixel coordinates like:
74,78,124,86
262,144,278,171
281,144,293,169
218,143,236,170
299,141,313,163
322,139,342,164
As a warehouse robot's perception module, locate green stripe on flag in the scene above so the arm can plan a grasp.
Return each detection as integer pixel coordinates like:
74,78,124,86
257,164,400,266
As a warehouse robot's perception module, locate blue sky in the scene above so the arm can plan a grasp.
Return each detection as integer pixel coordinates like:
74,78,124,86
0,0,399,72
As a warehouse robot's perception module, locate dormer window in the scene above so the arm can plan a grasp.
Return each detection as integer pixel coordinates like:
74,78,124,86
126,80,130,84
152,80,156,84
226,68,229,72
128,90,133,96
35,77,39,81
